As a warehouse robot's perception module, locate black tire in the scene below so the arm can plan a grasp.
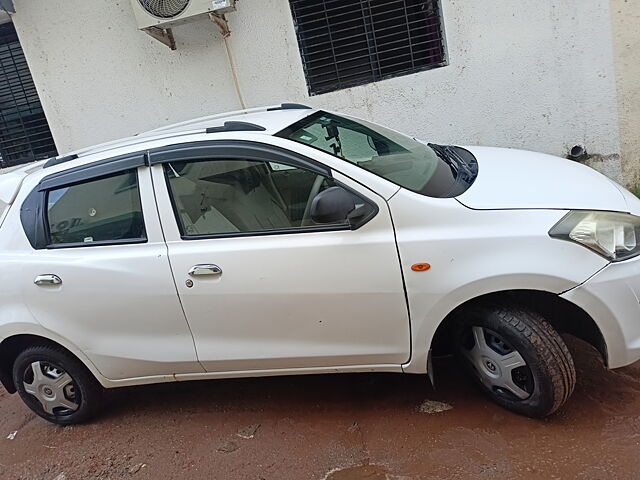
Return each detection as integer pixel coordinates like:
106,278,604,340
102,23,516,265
455,304,576,418
13,345,104,425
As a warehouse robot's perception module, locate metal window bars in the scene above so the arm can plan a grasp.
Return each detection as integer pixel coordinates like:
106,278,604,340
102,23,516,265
289,0,447,95
0,22,57,168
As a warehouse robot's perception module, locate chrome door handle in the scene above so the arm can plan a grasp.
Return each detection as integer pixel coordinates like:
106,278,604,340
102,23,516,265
188,264,222,277
34,274,62,286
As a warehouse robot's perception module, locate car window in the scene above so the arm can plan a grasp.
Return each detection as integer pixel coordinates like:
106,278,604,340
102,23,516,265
164,159,349,237
277,111,478,198
46,170,146,246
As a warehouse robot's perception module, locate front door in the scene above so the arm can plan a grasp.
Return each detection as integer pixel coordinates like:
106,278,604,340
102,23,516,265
151,142,410,372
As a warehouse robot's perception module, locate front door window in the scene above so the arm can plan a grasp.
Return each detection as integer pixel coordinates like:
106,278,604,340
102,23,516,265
163,159,348,237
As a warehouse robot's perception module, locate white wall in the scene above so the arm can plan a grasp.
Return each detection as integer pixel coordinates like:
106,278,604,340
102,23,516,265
12,0,241,152
611,0,640,188
12,0,624,182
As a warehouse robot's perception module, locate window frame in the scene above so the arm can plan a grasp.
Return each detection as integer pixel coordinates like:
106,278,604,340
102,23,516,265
149,140,378,241
21,152,149,250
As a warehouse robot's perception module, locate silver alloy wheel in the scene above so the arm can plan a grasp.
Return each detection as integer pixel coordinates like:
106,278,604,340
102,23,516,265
23,361,79,414
463,326,531,400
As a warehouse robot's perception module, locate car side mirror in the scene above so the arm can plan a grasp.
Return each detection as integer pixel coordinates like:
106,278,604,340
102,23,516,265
310,186,376,230
310,186,355,225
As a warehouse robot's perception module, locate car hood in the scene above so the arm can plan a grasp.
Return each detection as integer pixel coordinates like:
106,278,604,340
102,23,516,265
455,146,635,213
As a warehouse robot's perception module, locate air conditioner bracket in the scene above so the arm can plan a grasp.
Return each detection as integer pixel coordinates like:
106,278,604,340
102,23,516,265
144,26,177,51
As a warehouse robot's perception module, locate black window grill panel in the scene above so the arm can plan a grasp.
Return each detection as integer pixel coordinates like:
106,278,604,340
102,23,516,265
289,0,447,95
0,22,57,168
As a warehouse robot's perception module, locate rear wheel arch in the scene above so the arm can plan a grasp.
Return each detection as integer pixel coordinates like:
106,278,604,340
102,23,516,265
430,289,608,364
0,334,99,393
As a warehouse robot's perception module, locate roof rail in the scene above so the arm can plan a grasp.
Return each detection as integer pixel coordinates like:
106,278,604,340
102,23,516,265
143,106,270,136
41,103,314,170
267,103,312,111
43,154,79,169
142,103,312,136
206,121,266,134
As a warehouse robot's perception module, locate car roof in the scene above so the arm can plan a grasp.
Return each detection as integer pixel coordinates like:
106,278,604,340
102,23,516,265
40,104,317,172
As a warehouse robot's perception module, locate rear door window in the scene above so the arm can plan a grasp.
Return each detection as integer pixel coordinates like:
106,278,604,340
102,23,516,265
46,170,146,246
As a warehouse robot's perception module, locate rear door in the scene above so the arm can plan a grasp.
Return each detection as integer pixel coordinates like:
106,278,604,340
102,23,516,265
12,157,202,380
150,141,411,373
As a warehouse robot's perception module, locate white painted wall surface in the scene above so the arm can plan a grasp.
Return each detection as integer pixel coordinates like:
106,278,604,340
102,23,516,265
11,0,241,152
611,0,640,187
11,0,623,181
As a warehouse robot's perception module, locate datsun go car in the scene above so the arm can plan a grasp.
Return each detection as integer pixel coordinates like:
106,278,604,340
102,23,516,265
1,104,640,425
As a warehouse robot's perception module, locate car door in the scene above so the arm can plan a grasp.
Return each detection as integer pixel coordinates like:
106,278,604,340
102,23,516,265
150,140,410,372
16,156,202,380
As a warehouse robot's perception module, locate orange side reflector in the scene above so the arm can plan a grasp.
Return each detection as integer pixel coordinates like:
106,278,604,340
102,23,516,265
411,263,431,272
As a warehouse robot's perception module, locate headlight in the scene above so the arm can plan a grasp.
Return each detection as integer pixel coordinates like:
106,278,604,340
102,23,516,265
549,211,640,261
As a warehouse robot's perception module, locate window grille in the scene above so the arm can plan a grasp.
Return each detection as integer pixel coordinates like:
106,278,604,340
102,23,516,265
0,22,57,168
289,0,447,95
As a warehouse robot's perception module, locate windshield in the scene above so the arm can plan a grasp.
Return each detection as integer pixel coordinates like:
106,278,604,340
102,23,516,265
277,111,477,198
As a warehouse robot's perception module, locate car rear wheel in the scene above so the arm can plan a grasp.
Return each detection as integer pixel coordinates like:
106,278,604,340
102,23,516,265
13,345,104,425
456,304,576,418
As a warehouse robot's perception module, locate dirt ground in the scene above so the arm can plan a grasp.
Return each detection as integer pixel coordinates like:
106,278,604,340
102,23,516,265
1,337,640,480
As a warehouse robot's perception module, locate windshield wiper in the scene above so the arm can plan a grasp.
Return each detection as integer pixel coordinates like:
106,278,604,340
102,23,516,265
428,143,475,179
428,143,456,174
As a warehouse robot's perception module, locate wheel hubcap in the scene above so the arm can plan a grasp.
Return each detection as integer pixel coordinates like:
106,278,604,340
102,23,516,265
23,361,79,415
462,326,533,400
484,358,498,374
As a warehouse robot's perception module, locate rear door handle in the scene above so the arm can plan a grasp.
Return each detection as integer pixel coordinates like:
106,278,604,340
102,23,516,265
34,274,62,286
188,264,222,277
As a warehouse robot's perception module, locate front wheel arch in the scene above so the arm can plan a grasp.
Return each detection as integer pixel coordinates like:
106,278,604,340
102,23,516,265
430,289,607,365
454,303,576,417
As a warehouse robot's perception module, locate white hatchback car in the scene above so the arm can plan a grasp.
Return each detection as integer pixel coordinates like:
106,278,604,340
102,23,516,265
1,104,640,424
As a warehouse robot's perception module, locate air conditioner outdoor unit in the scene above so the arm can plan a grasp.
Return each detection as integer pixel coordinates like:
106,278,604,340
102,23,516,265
131,0,236,30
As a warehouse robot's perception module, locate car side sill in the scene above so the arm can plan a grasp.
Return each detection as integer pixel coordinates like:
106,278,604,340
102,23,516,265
173,364,404,382
95,365,405,388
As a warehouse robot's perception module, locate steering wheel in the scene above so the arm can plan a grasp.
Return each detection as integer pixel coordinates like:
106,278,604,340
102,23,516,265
301,174,326,226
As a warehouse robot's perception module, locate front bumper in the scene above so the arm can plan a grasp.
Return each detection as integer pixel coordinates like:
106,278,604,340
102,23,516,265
561,256,640,369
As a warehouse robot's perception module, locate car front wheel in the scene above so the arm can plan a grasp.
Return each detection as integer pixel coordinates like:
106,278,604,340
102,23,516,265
456,304,576,418
13,345,103,425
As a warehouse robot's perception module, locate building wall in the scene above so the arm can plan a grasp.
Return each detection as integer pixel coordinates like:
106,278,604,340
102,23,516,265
11,0,625,183
611,0,640,189
11,0,241,152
